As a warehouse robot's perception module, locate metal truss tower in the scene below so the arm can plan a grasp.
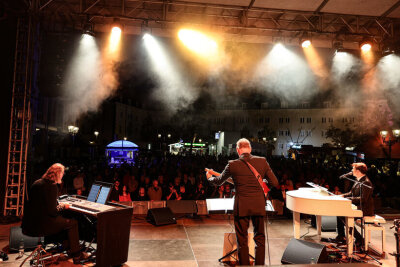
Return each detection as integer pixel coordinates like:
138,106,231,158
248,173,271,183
3,11,40,216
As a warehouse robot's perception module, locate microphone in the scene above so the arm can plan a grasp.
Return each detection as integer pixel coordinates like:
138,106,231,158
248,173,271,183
339,172,353,179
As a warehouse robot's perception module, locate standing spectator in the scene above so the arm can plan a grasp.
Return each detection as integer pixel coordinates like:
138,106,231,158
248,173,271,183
194,183,206,200
333,185,342,195
109,180,121,202
224,184,233,198
126,174,139,200
134,187,149,201
148,180,162,201
166,184,181,200
179,185,190,200
73,172,86,194
119,185,132,202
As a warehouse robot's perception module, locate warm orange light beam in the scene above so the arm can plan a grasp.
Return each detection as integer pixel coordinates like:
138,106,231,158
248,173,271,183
302,44,328,87
108,26,122,55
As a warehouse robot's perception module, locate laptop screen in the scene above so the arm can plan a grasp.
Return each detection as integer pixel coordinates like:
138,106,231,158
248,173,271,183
87,184,101,202
96,186,111,204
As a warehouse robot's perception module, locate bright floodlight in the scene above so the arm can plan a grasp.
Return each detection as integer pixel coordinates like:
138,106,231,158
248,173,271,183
178,29,217,56
361,42,371,52
301,40,311,48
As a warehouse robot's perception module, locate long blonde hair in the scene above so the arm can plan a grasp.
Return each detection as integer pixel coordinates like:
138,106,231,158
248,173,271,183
42,163,65,183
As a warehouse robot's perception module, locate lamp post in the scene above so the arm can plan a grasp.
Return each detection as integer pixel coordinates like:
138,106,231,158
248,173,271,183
380,129,400,160
68,125,79,145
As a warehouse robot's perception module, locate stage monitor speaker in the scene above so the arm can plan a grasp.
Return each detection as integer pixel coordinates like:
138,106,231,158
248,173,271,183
311,216,337,232
166,200,197,214
146,207,176,226
9,226,43,251
281,238,328,264
321,216,337,232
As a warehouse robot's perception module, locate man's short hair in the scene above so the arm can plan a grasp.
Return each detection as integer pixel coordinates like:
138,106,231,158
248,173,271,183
236,138,251,149
352,162,368,174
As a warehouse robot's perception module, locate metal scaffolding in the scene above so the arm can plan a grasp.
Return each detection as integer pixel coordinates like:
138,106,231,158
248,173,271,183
3,12,40,216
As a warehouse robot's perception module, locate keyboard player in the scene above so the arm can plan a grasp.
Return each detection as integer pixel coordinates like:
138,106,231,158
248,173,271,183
336,162,374,248
21,163,89,263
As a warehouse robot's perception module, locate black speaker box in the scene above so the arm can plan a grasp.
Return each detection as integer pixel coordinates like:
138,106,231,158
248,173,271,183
321,216,337,232
311,216,337,232
166,200,197,214
9,226,43,251
281,238,328,264
146,207,176,226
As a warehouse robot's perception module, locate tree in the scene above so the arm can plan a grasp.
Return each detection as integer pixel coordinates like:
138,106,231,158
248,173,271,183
325,124,369,149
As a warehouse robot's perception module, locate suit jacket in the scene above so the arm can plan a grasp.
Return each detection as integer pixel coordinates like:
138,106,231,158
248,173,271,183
342,175,374,216
208,153,279,216
21,178,63,236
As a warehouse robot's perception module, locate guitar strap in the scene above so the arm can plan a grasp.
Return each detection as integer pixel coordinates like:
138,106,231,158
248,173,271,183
240,159,267,198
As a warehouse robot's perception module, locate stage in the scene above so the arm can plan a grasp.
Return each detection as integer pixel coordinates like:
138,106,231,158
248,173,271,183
0,215,397,266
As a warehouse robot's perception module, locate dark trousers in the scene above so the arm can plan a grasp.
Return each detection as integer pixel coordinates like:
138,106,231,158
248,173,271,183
51,217,80,256
234,215,265,265
337,216,363,245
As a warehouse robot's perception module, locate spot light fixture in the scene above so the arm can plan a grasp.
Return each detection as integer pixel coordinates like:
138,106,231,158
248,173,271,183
381,39,398,56
333,41,345,54
360,38,373,52
301,39,311,48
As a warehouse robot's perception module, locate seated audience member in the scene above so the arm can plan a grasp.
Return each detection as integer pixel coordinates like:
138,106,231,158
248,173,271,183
119,185,132,202
109,180,121,202
148,180,162,201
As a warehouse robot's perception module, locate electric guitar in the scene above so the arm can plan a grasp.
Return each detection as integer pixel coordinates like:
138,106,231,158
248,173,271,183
205,168,234,185
205,168,270,197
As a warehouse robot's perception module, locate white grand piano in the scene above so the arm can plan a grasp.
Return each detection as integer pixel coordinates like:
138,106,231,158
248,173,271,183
286,184,363,255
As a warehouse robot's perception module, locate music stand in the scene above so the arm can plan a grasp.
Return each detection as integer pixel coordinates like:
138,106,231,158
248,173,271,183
205,198,274,263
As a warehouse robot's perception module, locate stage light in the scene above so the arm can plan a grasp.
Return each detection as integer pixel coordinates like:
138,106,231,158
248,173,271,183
360,42,372,52
301,39,311,48
178,29,217,56
381,39,398,57
333,41,346,55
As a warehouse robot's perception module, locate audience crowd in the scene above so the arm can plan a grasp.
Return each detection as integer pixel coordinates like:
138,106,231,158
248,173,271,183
35,150,400,210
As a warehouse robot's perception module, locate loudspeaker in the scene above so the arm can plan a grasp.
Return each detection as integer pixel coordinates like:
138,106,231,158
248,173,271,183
281,238,328,264
146,207,176,226
321,216,337,232
166,200,197,214
311,216,337,232
9,226,43,251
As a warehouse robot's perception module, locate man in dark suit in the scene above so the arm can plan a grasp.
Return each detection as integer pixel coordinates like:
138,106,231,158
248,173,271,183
22,163,87,263
206,138,279,265
336,162,374,247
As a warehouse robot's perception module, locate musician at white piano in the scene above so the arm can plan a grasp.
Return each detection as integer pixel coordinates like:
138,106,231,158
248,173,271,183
22,163,88,263
206,138,279,266
336,162,374,246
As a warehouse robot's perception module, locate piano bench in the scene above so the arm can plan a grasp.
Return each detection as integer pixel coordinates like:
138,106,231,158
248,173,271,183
356,215,386,256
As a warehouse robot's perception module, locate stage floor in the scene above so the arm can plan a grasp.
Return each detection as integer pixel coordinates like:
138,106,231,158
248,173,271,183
0,215,397,266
